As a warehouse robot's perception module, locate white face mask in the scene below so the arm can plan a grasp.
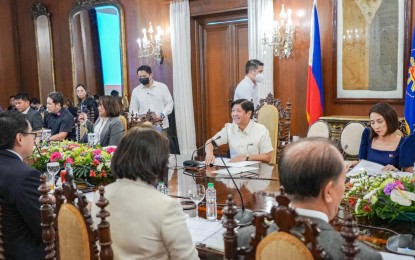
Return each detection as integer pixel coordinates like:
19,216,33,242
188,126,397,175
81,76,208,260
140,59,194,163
255,73,264,83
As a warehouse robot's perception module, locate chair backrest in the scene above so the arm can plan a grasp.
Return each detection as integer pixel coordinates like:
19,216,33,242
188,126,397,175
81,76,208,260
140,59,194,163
128,110,163,129
39,174,113,260
340,122,365,158
253,93,292,161
257,104,279,164
118,115,128,135
307,120,331,138
222,187,326,260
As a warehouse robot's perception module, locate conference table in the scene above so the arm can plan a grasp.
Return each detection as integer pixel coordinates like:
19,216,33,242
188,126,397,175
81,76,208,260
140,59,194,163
163,162,412,259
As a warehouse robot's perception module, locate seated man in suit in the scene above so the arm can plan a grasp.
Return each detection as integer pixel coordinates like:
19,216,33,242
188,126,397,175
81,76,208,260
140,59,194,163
205,99,273,164
237,138,381,259
0,111,45,259
43,91,75,141
14,93,43,131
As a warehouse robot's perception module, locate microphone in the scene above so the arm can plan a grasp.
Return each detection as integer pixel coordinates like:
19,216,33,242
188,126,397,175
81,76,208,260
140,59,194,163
212,140,253,227
183,136,221,167
378,197,415,251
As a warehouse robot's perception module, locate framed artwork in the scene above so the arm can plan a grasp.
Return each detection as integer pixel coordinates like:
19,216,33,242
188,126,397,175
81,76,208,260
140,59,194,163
334,0,411,103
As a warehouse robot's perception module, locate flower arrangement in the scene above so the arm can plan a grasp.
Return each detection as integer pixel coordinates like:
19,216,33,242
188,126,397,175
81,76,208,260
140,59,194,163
343,171,415,220
30,141,116,186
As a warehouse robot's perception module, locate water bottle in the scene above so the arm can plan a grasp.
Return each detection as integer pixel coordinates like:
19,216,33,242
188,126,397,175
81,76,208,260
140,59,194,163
65,163,73,181
157,182,168,195
206,182,217,221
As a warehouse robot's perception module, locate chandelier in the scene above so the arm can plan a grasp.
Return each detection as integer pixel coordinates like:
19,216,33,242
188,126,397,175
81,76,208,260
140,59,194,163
137,22,164,64
262,5,295,59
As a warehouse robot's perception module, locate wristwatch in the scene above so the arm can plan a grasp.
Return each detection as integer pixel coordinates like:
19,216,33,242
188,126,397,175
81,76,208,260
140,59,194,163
245,155,249,161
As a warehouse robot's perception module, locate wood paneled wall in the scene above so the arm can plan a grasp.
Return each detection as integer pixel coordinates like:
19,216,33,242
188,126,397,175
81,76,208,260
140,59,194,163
0,0,414,136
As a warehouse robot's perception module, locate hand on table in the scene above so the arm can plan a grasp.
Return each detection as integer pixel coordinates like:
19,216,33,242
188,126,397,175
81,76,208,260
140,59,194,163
381,164,398,172
229,155,246,163
345,160,358,172
205,154,215,165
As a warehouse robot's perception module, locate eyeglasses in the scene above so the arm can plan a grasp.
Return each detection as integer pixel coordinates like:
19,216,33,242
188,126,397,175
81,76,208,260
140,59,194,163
20,132,39,139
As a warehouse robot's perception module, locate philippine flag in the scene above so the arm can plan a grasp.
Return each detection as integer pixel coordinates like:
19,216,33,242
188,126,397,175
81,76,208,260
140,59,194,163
306,0,324,125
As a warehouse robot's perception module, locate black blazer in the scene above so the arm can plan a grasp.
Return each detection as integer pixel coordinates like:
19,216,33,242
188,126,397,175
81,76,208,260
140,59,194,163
26,107,43,131
0,150,45,259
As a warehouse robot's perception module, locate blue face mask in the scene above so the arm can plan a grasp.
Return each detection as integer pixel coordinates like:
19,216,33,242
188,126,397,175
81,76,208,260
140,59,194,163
139,77,150,85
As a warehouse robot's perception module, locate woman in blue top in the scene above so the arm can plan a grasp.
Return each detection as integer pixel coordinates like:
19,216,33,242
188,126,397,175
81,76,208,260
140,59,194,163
356,103,404,171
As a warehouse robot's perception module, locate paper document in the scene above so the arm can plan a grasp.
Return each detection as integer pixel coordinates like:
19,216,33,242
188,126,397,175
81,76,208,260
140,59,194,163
186,218,224,244
212,157,261,167
213,166,259,175
347,160,413,178
380,252,414,260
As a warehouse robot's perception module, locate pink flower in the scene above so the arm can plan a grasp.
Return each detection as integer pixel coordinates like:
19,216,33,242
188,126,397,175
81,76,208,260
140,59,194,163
106,147,116,154
50,152,62,162
395,180,405,190
93,149,101,156
65,158,74,165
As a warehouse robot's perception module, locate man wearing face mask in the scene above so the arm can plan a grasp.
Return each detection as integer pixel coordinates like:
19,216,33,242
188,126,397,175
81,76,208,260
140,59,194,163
233,59,264,107
129,65,174,132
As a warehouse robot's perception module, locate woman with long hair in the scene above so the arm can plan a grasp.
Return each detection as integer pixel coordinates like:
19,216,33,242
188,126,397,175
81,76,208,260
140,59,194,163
76,84,98,121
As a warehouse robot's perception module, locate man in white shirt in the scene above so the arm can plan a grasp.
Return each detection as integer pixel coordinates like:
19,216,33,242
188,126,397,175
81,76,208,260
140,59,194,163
129,65,174,131
205,99,273,164
237,138,382,259
233,59,264,107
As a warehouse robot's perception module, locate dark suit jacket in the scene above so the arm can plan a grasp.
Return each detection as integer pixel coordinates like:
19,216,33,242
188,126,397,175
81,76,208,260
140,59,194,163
237,215,382,260
0,150,45,259
26,107,43,131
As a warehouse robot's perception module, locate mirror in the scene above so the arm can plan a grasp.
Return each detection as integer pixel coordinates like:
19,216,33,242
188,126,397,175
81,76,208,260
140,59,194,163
69,0,128,104
32,3,56,104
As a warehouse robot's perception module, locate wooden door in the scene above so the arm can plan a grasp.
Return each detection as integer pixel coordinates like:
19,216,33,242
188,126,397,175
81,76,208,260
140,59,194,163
192,12,248,155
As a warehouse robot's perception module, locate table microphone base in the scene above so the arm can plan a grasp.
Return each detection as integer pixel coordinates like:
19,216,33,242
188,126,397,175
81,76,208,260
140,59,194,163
387,234,415,255
183,160,201,167
235,208,254,227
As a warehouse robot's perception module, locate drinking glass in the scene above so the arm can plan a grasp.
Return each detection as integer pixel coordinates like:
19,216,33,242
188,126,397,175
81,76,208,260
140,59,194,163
87,133,98,146
188,184,205,219
46,162,60,191
42,129,52,143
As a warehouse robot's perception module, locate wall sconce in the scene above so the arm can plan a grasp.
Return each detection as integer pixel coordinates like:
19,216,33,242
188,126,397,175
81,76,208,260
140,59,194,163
137,22,164,64
262,5,295,59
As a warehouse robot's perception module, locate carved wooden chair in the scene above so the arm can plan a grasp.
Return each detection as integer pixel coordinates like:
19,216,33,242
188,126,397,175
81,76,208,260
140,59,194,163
253,93,291,162
223,187,360,260
128,110,163,129
39,174,113,260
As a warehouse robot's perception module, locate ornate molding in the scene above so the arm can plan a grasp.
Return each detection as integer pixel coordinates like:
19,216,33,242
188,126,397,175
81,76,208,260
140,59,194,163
32,3,50,20
71,0,121,14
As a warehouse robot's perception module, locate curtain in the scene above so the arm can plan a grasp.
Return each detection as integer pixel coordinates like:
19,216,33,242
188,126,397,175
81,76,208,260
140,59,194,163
248,0,274,98
170,0,197,160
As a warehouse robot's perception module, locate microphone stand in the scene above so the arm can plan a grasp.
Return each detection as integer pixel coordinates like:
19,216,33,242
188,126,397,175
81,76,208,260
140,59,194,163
213,144,253,227
183,136,221,168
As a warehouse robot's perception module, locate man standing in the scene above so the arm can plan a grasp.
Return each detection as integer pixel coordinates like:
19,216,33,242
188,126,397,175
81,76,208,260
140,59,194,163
43,91,75,141
237,138,381,259
129,65,173,132
233,59,264,107
14,93,43,131
0,111,45,259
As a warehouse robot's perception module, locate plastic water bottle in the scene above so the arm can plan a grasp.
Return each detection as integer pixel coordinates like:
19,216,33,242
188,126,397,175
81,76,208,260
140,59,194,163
206,182,217,221
157,182,168,195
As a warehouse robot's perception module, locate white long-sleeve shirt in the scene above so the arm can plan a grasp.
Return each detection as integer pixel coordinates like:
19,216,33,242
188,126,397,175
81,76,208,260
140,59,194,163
129,80,174,129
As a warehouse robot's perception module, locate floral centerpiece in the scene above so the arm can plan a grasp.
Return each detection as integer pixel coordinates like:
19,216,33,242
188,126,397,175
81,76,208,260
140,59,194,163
343,171,415,220
30,141,116,186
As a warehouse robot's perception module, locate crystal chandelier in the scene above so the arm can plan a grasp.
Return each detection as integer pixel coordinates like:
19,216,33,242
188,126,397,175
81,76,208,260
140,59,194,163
262,5,295,59
137,22,164,64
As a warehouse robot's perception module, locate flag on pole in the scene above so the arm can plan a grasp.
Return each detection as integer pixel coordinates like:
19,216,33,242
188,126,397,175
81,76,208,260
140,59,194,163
405,27,415,134
306,0,324,125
